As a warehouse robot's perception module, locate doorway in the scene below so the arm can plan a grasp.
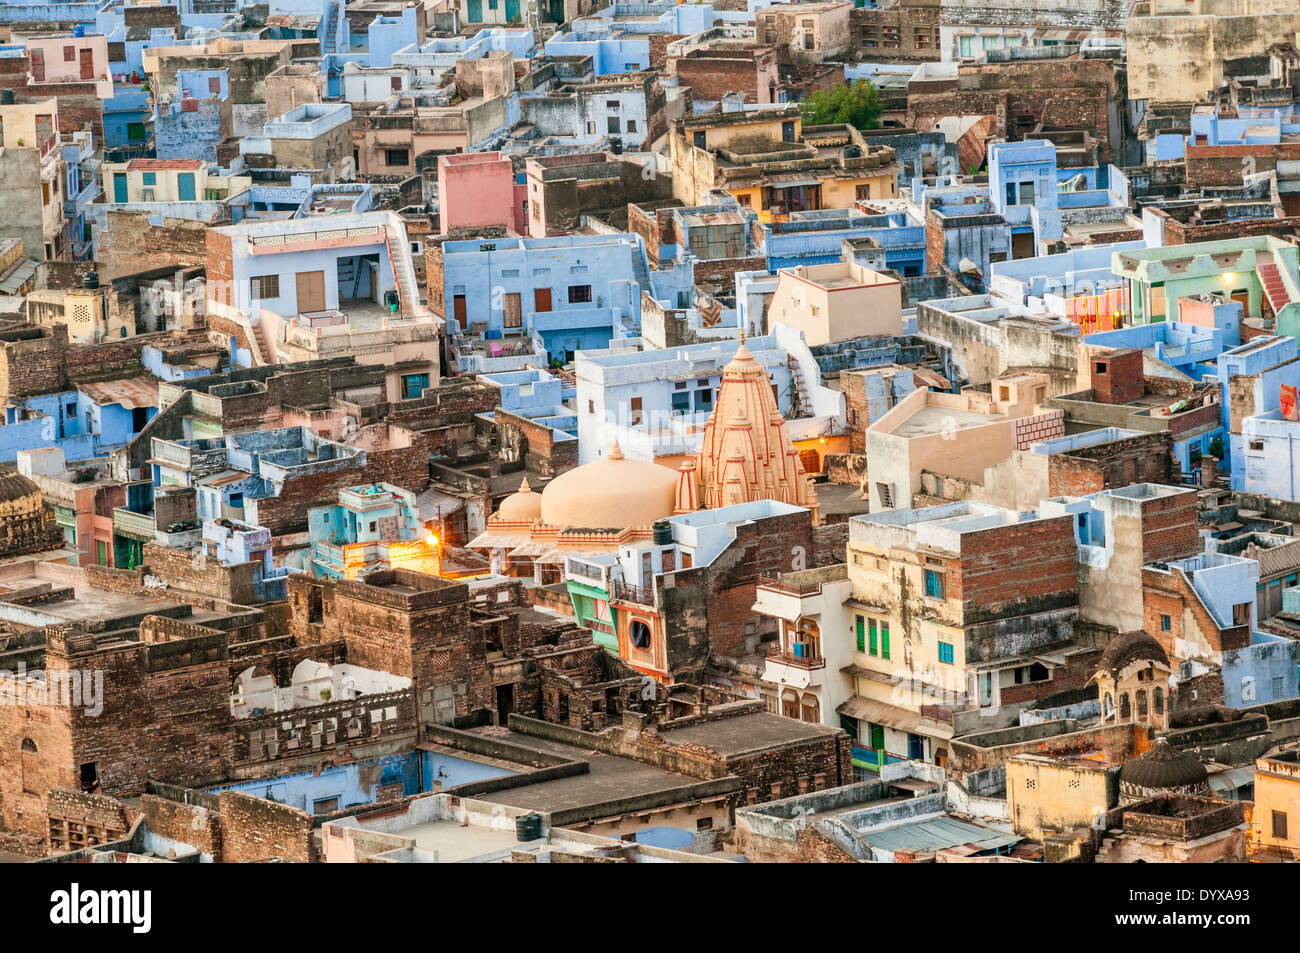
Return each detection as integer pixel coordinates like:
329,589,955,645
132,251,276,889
296,270,327,313
495,683,514,725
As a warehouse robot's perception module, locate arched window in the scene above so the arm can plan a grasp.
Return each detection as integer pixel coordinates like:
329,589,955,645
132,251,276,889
1136,690,1148,720
628,619,652,652
21,738,38,795
800,693,820,724
781,688,800,719
1119,692,1131,720
1104,692,1113,717
1153,687,1164,716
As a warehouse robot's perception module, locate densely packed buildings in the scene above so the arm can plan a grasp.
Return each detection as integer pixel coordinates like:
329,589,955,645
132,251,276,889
0,0,1295,875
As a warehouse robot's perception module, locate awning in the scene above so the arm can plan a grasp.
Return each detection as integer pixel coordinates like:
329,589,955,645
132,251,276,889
837,695,956,739
1209,766,1255,795
769,176,820,189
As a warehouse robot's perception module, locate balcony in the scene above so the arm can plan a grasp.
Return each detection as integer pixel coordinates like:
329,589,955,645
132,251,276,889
763,643,825,689
611,579,654,606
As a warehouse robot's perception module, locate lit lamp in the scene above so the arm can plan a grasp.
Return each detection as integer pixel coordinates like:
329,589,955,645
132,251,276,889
426,532,442,576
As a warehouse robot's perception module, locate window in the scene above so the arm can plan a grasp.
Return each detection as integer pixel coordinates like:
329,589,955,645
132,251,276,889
671,391,690,414
855,615,865,652
880,621,890,660
1160,614,1171,631
1233,602,1251,626
568,284,592,304
1242,676,1257,703
21,738,38,795
1273,811,1289,839
142,172,156,185
855,184,871,201
629,619,652,651
401,373,430,400
228,492,244,509
938,641,954,664
251,274,280,299
696,817,713,831
1273,676,1285,701
608,116,620,134
630,396,643,426
868,618,877,656
626,119,636,133
876,482,894,508
924,569,945,599
313,797,340,815
384,148,409,167
64,45,76,61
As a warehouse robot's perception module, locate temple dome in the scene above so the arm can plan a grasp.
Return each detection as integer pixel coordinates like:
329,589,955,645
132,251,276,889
540,441,677,529
495,476,542,523
1119,738,1210,801
0,473,44,519
1098,630,1169,676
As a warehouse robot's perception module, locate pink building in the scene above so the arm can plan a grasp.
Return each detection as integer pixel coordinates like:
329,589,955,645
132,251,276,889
25,35,113,99
437,152,526,235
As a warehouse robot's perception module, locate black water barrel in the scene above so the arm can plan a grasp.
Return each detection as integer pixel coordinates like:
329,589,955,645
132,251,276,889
82,271,100,290
515,813,543,842
652,519,672,545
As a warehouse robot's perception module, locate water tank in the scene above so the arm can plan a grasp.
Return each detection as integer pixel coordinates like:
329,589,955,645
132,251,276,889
652,519,672,546
82,271,100,290
515,813,543,842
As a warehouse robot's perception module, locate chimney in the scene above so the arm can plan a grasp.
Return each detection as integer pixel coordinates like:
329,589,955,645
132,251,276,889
1090,349,1144,405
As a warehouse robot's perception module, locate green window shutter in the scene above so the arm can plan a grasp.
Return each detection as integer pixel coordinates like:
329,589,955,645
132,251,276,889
881,622,891,660
868,618,877,656
855,616,865,652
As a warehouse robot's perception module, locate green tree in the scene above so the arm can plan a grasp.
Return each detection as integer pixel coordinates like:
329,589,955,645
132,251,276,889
798,80,882,132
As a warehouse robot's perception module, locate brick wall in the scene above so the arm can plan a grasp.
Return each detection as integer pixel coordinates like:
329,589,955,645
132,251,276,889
217,789,317,862
955,515,1079,621
1012,410,1066,450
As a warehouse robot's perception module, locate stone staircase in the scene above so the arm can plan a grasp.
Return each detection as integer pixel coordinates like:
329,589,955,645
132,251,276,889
382,214,420,319
1258,261,1293,316
786,355,811,418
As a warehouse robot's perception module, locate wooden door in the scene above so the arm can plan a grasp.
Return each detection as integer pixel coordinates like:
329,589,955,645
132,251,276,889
534,287,551,312
30,49,44,82
79,48,94,80
502,292,521,329
452,294,467,328
296,270,326,313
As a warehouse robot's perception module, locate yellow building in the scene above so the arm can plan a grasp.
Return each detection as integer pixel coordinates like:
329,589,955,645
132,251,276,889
1006,754,1119,841
1252,749,1300,861
101,158,251,205
669,106,899,224
25,282,130,344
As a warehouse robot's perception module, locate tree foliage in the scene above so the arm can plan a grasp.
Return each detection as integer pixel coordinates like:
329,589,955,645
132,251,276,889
797,80,883,132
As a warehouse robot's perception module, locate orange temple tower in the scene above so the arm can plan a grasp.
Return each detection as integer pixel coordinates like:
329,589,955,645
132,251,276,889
674,337,821,524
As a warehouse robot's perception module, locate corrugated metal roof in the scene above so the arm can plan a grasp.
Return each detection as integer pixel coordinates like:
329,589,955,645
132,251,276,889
863,816,1019,853
77,376,159,410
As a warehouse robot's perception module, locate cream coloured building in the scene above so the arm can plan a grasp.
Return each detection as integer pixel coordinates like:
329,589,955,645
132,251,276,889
765,261,902,347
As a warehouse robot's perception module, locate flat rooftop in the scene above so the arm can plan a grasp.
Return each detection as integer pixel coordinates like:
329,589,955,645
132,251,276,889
467,730,703,814
891,404,997,438
656,710,840,758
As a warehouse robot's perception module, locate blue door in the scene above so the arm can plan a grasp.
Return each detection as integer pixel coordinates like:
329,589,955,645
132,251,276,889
113,172,127,203
467,0,481,19
177,172,195,201
505,0,520,18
